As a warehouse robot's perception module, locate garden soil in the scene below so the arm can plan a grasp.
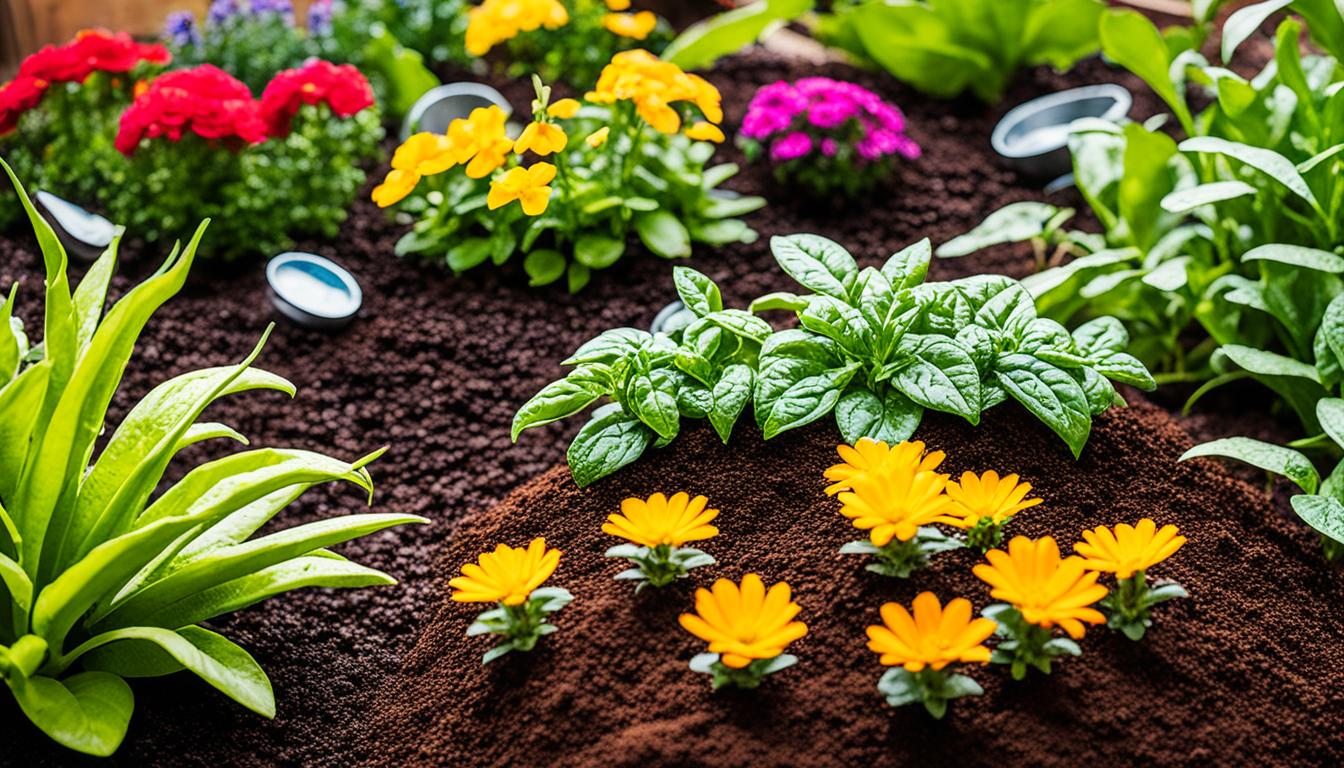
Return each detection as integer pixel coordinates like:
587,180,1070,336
0,31,1313,768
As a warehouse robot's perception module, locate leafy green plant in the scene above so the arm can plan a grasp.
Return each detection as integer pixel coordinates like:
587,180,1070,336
515,235,1153,486
662,0,815,71
0,164,425,756
940,3,1344,429
165,1,317,94
816,0,1105,102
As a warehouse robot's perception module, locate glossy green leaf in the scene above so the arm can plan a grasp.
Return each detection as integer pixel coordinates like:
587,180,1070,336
995,354,1092,457
1181,437,1319,493
7,671,132,757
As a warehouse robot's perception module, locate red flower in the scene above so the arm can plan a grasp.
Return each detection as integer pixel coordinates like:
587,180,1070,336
0,76,48,135
20,29,170,85
259,60,375,137
116,65,267,156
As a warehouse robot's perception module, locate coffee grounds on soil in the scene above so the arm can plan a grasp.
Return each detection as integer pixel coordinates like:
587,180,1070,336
0,34,1283,767
360,402,1344,768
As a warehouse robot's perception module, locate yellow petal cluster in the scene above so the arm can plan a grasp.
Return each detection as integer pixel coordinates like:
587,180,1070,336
837,468,951,547
449,537,561,606
515,120,569,156
1075,519,1186,579
938,470,1043,529
487,162,556,216
604,11,657,40
679,574,808,668
372,105,514,208
586,126,610,147
602,492,719,548
866,592,996,672
823,438,945,496
972,536,1107,638
605,0,631,9
466,0,569,57
586,49,723,136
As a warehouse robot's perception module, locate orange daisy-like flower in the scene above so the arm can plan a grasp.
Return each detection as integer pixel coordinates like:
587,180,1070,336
866,592,996,672
1075,519,1186,579
836,469,951,547
449,537,561,606
823,438,945,496
602,492,719,548
679,574,808,668
938,470,1043,529
972,536,1107,638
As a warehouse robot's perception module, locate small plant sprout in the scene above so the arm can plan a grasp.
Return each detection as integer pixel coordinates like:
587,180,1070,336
973,536,1107,680
603,492,719,591
450,538,572,664
938,471,1043,553
679,574,807,690
1075,520,1188,641
834,458,960,578
823,438,945,496
866,592,996,719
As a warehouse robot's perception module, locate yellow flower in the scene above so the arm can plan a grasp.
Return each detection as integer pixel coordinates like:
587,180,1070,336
866,592,996,672
603,492,719,548
465,0,569,56
604,11,657,40
586,49,723,134
547,98,581,119
488,162,556,216
679,574,808,668
391,132,456,175
938,471,1043,529
823,438,945,496
445,106,514,178
973,536,1107,638
449,537,561,606
371,168,421,208
586,126,610,147
1075,519,1186,579
688,74,724,124
515,120,569,156
685,121,725,143
837,469,951,547
606,0,631,9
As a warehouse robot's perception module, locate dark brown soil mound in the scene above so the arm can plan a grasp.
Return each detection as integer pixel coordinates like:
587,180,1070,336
361,400,1344,768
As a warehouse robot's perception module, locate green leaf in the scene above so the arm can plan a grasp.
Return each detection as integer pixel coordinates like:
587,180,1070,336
848,1,996,100
625,369,681,440
1159,181,1257,214
709,364,753,443
6,671,133,757
936,203,1065,258
835,386,923,444
1318,398,1344,450
566,404,656,487
1291,494,1344,547
1101,9,1194,133
1221,0,1293,62
673,267,723,317
446,238,492,273
1181,437,1319,493
881,239,932,290
755,359,860,439
662,0,815,69
361,25,440,118
770,234,857,301
573,234,625,270
523,249,566,287
1179,137,1320,209
511,370,609,441
889,335,982,423
635,212,692,259
1243,244,1344,273
995,354,1092,457
564,328,650,366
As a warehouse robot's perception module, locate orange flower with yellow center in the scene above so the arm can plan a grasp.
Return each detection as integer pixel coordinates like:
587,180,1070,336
836,469,951,547
866,592,996,672
823,438,945,496
679,574,808,668
972,536,1107,638
938,470,1043,529
487,163,556,216
1075,519,1186,579
603,492,719,548
449,537,561,606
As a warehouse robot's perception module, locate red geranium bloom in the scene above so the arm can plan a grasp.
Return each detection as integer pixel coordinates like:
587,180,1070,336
259,59,375,137
20,29,170,85
0,75,49,135
116,65,267,156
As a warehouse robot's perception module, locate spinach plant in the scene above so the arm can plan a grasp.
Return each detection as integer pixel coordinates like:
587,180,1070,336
749,235,1153,457
0,164,425,756
940,3,1344,432
515,235,1153,486
512,267,765,486
816,0,1105,102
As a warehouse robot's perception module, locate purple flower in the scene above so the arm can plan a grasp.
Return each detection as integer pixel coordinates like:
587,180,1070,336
771,132,813,161
250,0,295,23
207,0,244,25
163,10,201,46
307,0,334,34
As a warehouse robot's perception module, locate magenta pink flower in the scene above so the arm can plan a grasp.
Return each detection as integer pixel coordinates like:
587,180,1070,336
771,131,813,161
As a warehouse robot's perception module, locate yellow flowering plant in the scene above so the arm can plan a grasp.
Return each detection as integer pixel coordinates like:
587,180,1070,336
375,53,762,291
466,0,671,85
867,592,996,719
972,536,1107,679
679,574,808,690
938,470,1043,552
603,492,719,590
449,537,572,664
1076,519,1187,641
832,440,962,578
